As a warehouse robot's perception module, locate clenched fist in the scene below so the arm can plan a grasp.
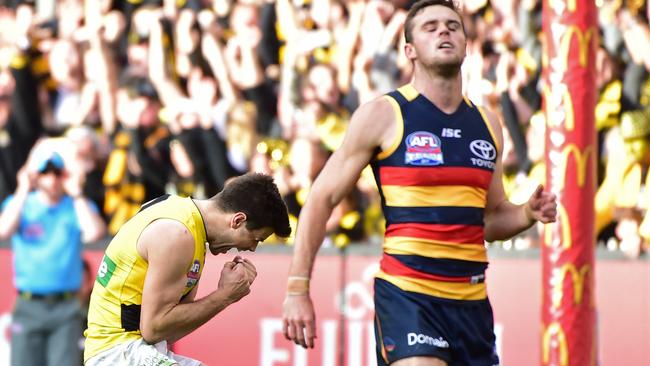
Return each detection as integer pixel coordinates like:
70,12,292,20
217,257,257,304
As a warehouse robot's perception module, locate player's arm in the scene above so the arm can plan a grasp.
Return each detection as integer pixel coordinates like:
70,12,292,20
179,282,199,304
288,97,393,281
283,97,394,348
139,219,251,344
483,111,557,242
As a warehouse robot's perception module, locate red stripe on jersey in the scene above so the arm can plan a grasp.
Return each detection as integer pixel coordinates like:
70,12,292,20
379,166,492,189
380,253,473,282
385,223,485,244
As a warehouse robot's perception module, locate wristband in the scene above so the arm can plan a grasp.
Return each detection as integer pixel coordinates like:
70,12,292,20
287,276,310,294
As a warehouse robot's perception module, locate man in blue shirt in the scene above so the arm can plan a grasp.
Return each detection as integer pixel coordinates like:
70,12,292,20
0,146,106,366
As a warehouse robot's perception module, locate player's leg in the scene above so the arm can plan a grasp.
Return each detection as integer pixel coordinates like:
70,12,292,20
167,348,203,366
373,278,452,365
94,338,181,366
451,299,500,366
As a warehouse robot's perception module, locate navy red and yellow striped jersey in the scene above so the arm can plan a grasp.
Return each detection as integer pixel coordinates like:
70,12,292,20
370,84,500,300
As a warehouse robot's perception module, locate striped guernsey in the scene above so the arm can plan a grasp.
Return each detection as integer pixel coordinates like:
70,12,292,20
371,84,500,301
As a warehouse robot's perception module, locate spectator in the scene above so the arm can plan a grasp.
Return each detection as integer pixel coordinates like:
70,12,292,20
0,143,106,366
65,126,108,219
0,0,649,256
0,4,42,201
103,75,172,235
596,109,650,258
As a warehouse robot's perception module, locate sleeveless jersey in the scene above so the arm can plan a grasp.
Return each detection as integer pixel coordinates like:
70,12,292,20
84,195,207,361
371,84,500,301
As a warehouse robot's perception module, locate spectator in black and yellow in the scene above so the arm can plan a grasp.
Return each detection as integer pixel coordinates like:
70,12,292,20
272,138,327,242
1,1,126,137
596,108,650,258
147,8,261,197
273,137,364,246
223,1,278,135
103,75,172,235
198,17,256,193
45,38,87,132
164,99,260,199
146,10,217,198
76,5,126,135
276,0,363,142
353,0,409,103
0,3,43,201
65,126,109,221
25,0,111,134
599,2,650,124
617,5,650,98
280,60,353,151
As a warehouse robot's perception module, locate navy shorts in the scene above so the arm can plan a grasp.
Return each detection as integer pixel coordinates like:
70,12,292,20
373,278,499,366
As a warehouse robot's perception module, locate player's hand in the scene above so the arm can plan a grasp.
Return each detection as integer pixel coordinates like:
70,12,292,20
217,260,252,304
233,256,257,285
282,294,317,349
525,184,557,224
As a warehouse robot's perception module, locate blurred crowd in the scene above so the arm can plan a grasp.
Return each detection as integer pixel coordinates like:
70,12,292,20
0,0,649,257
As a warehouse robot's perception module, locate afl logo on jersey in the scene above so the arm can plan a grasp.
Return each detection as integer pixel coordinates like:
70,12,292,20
186,259,201,288
405,131,444,166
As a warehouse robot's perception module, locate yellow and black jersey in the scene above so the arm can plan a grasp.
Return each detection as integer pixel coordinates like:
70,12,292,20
84,195,207,362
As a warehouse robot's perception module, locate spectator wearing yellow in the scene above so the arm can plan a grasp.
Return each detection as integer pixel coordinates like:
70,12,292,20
596,108,650,257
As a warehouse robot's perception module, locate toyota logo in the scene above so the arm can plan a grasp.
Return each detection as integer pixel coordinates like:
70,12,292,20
469,140,496,160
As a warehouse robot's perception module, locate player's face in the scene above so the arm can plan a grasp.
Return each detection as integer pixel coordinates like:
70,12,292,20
208,222,273,255
233,226,273,253
405,5,466,73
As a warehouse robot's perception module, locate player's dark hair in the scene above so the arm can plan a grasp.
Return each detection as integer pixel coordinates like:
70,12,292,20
404,0,463,43
214,173,291,238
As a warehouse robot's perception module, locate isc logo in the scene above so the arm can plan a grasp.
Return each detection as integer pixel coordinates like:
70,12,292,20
441,128,461,138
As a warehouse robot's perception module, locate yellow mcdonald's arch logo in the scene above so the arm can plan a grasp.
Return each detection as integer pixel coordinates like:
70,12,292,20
552,263,590,309
543,85,575,131
558,25,597,71
542,322,569,366
557,144,594,191
544,201,572,249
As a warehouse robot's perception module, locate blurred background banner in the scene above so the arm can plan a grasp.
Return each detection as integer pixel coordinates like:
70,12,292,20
542,0,598,365
1,247,649,366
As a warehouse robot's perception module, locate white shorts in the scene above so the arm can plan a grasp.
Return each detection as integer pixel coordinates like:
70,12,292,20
85,338,201,366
